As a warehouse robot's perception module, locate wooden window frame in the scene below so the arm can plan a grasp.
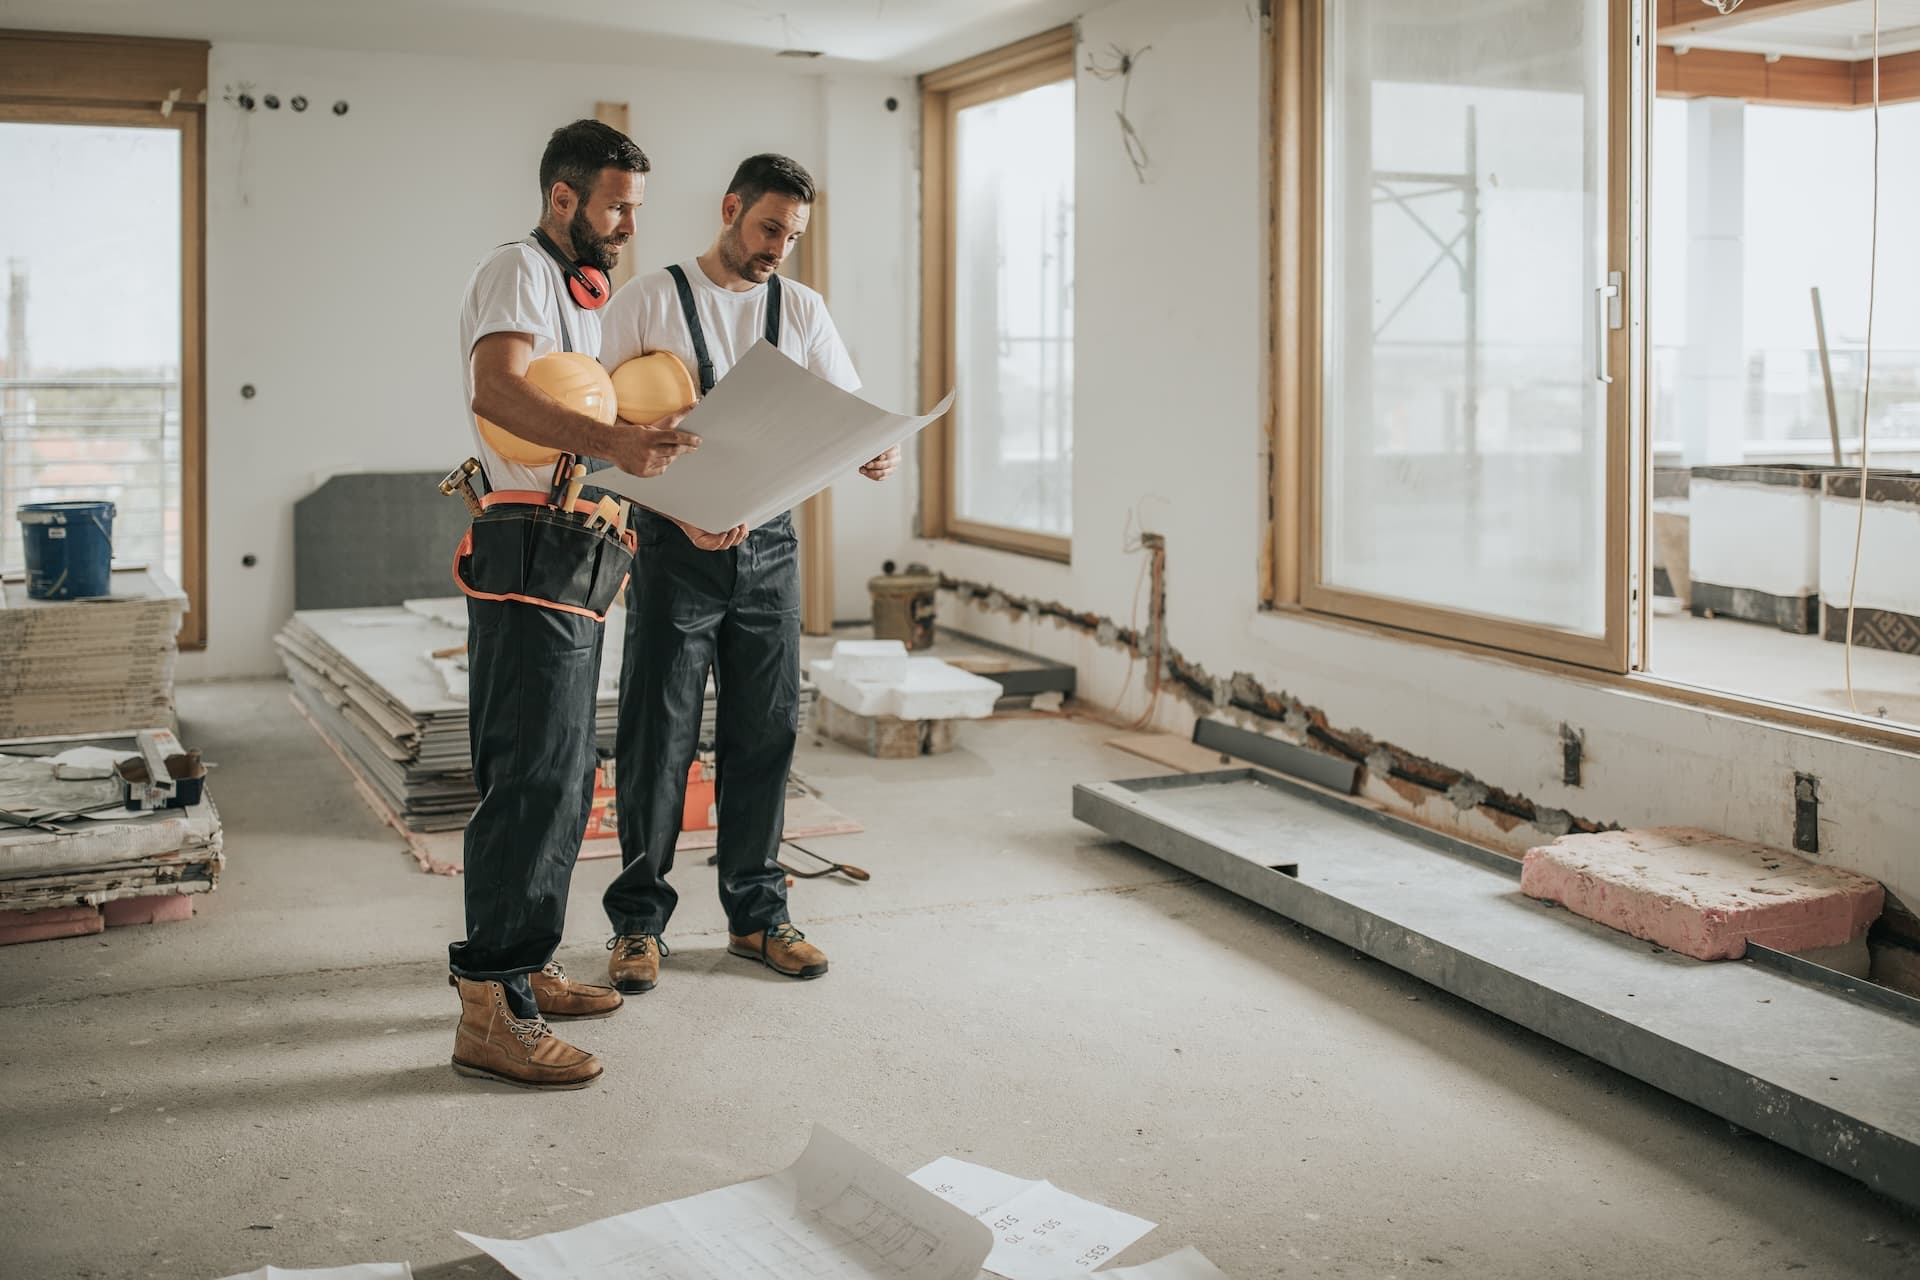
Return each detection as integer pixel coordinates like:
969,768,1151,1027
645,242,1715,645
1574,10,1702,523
1268,1,1920,752
0,30,209,650
1270,0,1636,674
919,26,1077,563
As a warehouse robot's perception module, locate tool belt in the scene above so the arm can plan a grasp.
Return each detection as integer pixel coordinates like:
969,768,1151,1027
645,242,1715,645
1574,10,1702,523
452,490,637,622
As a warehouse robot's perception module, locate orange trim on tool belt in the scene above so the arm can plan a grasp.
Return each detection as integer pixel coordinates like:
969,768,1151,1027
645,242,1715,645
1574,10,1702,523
483,489,602,516
450,491,637,622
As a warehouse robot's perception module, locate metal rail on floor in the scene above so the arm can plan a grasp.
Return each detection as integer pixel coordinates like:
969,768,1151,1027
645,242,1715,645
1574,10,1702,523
1073,768,1920,1210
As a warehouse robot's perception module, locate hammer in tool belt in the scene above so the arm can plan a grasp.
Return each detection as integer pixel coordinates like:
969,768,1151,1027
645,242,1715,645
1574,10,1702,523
439,458,485,517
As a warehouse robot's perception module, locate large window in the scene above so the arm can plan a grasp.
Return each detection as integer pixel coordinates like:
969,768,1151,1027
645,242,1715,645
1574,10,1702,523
0,31,207,647
0,124,184,583
1273,0,1920,746
921,28,1076,561
1283,0,1633,671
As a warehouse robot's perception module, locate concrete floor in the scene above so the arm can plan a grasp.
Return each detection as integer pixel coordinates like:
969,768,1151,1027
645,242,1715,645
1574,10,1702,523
1649,604,1920,728
2,680,1917,1280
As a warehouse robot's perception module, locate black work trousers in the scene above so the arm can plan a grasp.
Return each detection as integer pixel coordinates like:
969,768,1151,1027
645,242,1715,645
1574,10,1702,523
447,595,604,1013
603,509,800,938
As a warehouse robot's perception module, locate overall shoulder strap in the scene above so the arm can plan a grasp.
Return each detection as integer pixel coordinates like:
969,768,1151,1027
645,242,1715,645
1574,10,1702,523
521,235,575,353
765,273,782,348
665,264,715,394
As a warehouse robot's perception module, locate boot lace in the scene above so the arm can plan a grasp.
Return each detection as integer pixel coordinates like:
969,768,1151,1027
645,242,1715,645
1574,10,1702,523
767,923,807,947
508,1013,554,1048
607,933,669,960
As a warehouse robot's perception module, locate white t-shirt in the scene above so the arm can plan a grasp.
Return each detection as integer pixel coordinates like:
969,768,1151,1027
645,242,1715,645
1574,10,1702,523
597,259,860,408
456,239,604,494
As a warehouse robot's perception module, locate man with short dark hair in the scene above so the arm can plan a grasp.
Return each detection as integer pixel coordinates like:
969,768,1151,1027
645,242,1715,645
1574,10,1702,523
445,119,698,1090
598,153,899,992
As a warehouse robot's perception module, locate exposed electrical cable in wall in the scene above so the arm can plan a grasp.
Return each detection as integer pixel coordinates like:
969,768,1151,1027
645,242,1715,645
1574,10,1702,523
1085,44,1151,184
1844,0,1882,713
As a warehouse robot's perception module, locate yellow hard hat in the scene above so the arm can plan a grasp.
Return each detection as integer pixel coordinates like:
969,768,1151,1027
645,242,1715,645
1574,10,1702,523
477,351,617,466
611,351,698,426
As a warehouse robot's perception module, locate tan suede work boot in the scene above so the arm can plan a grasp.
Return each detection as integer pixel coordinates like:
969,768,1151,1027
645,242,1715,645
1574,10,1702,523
728,923,829,979
606,933,669,993
529,961,623,1020
451,977,603,1089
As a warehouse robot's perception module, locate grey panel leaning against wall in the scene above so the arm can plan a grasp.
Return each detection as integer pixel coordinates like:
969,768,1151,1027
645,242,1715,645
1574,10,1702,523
294,472,472,610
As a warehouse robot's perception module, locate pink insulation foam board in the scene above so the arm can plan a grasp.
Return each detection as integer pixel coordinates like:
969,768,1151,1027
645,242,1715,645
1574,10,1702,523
1520,827,1883,962
0,905,104,946
101,894,195,927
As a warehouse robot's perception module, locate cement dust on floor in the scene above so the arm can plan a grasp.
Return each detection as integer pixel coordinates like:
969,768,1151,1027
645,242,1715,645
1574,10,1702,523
1,680,1916,1280
1648,605,1920,729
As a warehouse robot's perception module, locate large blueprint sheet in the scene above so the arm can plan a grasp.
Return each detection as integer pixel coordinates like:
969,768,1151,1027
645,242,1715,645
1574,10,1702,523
459,1126,991,1280
591,341,954,532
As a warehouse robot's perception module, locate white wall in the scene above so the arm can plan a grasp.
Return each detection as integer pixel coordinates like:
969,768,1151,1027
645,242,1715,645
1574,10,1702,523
182,41,915,678
819,76,923,619
901,0,1920,908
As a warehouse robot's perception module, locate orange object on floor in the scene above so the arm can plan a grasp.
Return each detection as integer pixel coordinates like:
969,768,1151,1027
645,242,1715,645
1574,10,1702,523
682,760,715,832
583,759,715,839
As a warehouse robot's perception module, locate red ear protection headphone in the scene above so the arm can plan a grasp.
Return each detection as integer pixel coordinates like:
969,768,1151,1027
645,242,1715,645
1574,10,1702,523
531,226,610,311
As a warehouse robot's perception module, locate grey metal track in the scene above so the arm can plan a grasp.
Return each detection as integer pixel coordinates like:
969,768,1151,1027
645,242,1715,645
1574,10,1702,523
1074,769,1920,1210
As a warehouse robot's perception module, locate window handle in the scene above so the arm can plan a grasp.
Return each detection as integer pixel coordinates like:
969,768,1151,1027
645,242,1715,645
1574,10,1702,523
1595,271,1622,385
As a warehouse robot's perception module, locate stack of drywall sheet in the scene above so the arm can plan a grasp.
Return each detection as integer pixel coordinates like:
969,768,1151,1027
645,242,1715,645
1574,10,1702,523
0,568,187,738
0,732,223,915
277,599,810,834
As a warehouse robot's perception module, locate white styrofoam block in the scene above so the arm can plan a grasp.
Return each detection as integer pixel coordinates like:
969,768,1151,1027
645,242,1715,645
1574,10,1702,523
1820,493,1920,617
1690,478,1819,597
829,639,910,685
809,657,1001,721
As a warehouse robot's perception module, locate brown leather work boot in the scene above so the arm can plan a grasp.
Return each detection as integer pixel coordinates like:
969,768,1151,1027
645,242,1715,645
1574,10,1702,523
451,977,603,1090
529,961,623,1020
728,923,829,979
607,933,668,993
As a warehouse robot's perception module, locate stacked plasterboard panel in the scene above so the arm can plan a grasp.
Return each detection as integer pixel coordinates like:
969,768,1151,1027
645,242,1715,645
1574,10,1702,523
277,599,809,834
0,568,187,738
0,733,223,914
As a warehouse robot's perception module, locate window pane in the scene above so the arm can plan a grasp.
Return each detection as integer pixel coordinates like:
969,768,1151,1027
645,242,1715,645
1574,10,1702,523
1322,0,1609,635
953,79,1074,539
0,123,182,585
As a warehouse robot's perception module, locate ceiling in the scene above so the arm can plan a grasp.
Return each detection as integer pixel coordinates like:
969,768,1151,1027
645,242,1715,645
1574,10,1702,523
0,0,1093,75
1671,0,1920,60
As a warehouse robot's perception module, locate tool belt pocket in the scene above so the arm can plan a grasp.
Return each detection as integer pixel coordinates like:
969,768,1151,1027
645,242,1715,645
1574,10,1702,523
453,505,636,622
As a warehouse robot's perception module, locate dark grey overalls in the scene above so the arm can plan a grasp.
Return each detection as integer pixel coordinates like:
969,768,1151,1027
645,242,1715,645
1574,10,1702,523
447,249,629,1018
603,267,799,939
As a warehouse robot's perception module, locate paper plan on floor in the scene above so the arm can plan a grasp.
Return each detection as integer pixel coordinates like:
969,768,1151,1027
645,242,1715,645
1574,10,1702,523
589,340,954,533
217,1265,413,1280
909,1157,1037,1217
459,1126,992,1280
910,1159,1157,1280
1096,1247,1230,1278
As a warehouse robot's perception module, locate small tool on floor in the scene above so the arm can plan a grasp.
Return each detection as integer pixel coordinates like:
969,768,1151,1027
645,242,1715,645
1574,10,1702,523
438,458,485,516
777,842,870,882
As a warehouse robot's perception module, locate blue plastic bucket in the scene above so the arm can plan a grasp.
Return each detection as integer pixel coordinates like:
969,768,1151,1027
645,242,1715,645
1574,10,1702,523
18,500,116,600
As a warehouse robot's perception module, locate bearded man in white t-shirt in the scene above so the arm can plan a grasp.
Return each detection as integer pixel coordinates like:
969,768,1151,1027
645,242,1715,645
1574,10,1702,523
445,120,699,1091
597,154,899,992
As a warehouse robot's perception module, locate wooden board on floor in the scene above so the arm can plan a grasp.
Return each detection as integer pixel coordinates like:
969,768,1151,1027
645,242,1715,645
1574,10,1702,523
410,793,865,874
818,697,957,758
1106,731,1247,774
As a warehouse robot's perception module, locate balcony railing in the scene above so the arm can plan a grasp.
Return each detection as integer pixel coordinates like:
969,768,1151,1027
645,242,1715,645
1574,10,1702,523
0,376,181,584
